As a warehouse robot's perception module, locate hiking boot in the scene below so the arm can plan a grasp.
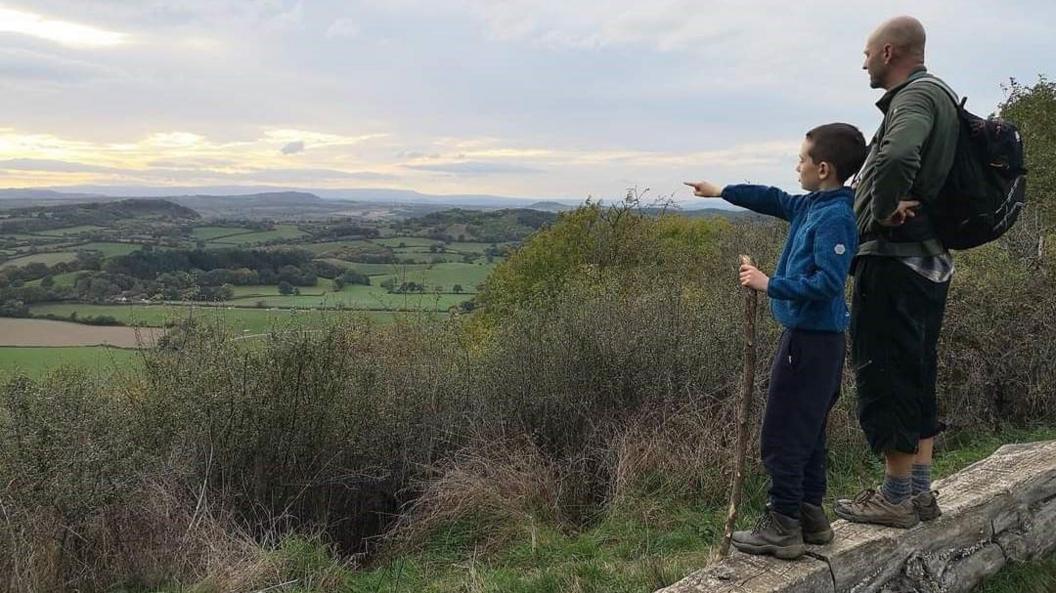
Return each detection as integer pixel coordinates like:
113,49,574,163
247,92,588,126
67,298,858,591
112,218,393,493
800,502,834,545
913,490,942,522
731,506,806,560
833,488,920,529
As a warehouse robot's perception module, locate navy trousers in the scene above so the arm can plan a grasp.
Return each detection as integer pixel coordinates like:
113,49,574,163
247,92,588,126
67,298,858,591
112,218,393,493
761,328,845,518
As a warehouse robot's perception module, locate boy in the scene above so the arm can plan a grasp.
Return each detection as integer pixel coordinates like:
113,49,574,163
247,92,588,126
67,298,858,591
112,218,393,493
685,122,867,559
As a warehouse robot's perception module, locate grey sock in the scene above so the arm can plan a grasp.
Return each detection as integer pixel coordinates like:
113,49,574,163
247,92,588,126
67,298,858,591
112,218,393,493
912,463,932,494
881,474,912,504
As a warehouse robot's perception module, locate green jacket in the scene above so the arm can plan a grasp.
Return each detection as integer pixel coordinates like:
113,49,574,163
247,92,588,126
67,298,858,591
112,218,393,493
854,66,959,257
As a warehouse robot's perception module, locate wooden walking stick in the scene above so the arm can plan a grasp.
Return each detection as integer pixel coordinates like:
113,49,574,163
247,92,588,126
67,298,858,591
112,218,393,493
719,254,760,559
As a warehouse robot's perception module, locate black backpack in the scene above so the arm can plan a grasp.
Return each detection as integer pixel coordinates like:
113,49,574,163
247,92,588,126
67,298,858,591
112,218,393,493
914,77,1028,250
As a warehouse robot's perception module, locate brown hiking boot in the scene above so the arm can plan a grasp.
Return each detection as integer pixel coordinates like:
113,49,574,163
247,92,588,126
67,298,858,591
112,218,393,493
833,488,920,529
913,490,942,522
800,502,834,545
731,506,806,560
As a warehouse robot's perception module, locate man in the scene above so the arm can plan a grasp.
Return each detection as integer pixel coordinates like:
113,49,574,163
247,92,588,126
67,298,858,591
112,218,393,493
834,16,959,528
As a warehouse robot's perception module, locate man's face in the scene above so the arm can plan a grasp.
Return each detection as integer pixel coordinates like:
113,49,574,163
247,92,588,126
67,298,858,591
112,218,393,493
862,37,888,89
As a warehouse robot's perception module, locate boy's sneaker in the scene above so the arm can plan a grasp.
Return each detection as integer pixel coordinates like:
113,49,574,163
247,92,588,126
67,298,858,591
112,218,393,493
800,502,834,545
731,506,806,560
833,488,920,529
913,490,942,522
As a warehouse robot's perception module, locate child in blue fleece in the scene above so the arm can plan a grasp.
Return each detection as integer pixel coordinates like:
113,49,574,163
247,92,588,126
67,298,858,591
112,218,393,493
685,122,867,560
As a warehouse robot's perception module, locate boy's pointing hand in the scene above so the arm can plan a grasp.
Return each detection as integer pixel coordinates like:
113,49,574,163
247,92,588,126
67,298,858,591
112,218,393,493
684,181,723,197
739,263,770,292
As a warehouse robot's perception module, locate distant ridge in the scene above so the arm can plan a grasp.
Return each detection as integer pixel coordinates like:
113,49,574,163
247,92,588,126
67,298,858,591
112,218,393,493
0,187,742,214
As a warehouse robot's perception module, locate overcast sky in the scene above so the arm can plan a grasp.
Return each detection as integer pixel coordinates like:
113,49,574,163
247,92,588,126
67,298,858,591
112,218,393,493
0,0,1052,200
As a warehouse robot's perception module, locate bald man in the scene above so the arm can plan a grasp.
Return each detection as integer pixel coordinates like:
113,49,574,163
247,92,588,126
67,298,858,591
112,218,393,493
834,16,959,528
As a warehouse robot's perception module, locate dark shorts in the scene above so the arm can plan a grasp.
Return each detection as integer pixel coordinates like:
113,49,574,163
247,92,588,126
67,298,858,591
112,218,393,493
850,256,950,454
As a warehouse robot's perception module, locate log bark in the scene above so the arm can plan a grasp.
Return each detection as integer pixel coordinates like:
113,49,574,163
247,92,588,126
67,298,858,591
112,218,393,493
659,440,1056,593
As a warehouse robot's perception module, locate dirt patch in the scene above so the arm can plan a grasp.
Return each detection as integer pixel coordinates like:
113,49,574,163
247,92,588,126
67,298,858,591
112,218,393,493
0,318,163,348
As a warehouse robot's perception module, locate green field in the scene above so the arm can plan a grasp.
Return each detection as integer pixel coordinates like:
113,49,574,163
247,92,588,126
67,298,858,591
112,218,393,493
206,225,306,246
0,346,142,377
376,262,491,292
24,271,82,288
3,233,63,242
228,284,327,298
3,217,509,377
373,237,437,248
35,225,105,237
302,240,372,255
72,242,145,257
28,302,437,334
446,241,503,253
337,262,432,275
1,251,80,269
226,285,468,310
190,226,256,241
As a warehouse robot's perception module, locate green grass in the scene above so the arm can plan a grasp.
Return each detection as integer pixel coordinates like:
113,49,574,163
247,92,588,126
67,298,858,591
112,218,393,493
335,424,1056,593
446,241,498,253
2,233,64,242
24,271,82,288
29,302,440,334
190,226,256,241
350,262,432,275
374,237,437,248
0,346,142,377
205,225,307,246
71,242,145,257
393,250,478,263
226,284,469,310
301,240,372,255
35,225,105,236
976,553,1056,592
228,284,327,298
374,262,492,293
1,251,79,269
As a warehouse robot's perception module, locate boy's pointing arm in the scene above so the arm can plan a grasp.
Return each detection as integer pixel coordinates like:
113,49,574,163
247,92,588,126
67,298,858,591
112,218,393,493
718,184,798,221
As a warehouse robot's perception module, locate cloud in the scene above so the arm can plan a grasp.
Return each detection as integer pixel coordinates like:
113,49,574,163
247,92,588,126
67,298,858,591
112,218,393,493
0,7,128,48
263,129,387,147
0,48,124,83
243,167,397,182
281,140,305,155
326,18,360,39
404,161,543,175
147,157,237,168
0,158,123,173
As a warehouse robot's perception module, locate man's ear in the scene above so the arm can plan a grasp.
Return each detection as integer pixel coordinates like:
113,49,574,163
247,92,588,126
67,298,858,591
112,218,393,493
883,43,894,64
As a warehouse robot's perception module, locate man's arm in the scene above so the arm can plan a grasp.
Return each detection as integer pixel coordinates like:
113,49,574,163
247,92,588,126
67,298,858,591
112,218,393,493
767,214,857,302
869,88,935,224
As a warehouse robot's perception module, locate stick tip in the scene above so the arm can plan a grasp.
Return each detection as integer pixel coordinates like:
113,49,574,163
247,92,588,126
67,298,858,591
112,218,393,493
739,254,752,266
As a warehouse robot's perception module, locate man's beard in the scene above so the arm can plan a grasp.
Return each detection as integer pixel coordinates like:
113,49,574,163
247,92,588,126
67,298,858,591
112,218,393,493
868,69,885,89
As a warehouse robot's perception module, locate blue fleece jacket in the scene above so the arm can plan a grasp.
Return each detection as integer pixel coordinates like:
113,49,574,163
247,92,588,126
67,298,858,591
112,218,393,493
721,184,858,332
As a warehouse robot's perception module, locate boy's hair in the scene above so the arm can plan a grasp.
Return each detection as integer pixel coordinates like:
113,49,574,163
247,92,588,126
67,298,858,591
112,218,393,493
805,123,868,183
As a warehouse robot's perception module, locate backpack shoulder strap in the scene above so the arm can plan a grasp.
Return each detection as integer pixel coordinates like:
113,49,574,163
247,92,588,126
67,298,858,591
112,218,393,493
908,75,962,108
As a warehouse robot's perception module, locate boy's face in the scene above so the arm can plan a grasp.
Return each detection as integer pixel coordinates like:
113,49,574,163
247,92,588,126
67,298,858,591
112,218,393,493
796,139,824,191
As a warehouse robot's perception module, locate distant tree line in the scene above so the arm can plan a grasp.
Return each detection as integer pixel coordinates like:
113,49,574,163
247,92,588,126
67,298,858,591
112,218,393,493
0,247,370,313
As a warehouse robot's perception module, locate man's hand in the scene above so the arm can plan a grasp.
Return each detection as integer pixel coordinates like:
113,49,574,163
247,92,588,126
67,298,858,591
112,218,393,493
739,263,769,292
684,180,723,198
878,199,921,227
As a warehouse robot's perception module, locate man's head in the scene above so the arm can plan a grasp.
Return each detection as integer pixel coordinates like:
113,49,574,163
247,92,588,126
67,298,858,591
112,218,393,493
863,16,926,90
798,123,868,191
